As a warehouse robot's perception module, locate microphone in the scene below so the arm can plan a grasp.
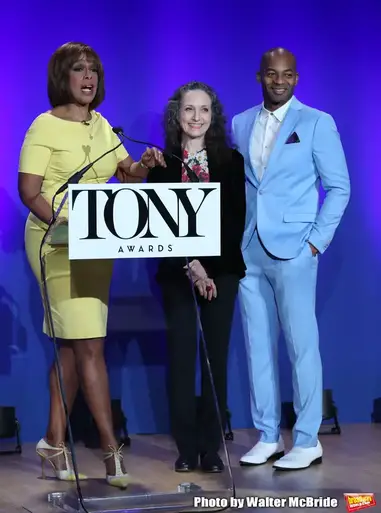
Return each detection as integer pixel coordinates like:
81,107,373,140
55,140,124,196
112,126,200,183
50,139,124,224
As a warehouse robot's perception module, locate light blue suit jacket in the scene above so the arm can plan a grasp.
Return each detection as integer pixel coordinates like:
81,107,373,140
231,97,351,258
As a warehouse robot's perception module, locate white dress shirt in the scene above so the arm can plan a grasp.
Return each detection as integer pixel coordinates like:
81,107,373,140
250,97,293,181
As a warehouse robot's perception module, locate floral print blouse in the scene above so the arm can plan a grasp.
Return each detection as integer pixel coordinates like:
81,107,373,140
181,148,209,183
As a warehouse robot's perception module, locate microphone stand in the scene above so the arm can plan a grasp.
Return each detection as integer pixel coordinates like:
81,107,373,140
38,140,124,513
38,190,90,513
111,126,235,506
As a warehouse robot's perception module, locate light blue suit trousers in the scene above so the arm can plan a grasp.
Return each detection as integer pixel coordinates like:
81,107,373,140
232,96,350,447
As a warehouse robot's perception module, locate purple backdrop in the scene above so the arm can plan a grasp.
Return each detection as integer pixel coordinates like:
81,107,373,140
0,0,380,442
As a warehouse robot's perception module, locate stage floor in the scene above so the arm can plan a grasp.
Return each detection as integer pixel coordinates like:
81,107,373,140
0,424,379,512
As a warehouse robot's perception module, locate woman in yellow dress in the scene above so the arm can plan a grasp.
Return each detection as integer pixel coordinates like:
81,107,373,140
17,42,165,487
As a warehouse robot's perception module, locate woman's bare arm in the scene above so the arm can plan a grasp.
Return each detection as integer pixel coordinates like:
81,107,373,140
18,173,53,224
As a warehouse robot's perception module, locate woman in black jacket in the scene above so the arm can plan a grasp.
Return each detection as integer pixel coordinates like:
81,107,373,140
147,81,246,473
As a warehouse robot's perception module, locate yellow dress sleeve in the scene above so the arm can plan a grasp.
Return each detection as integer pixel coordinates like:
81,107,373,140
18,115,53,177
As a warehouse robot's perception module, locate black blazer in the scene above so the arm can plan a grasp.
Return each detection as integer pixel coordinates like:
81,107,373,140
146,148,247,282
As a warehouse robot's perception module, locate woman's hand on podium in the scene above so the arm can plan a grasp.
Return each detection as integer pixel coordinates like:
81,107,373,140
47,215,67,227
54,216,68,226
46,216,68,245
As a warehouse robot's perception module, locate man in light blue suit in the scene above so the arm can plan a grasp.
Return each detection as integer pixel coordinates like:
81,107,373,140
231,47,350,470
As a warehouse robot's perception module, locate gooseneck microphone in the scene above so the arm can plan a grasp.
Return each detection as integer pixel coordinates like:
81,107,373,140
50,139,124,223
55,140,124,196
51,124,200,224
112,126,200,183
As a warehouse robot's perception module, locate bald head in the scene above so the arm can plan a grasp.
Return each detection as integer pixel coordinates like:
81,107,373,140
260,47,297,72
257,47,299,111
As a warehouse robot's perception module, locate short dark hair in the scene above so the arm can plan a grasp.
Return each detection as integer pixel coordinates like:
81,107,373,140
163,81,231,164
47,42,105,110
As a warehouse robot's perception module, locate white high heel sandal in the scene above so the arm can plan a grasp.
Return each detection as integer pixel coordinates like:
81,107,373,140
103,444,129,488
36,438,88,481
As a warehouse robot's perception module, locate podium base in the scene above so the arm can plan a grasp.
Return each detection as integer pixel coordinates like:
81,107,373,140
47,486,232,512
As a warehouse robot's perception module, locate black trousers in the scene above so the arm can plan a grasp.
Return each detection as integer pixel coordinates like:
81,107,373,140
160,273,239,458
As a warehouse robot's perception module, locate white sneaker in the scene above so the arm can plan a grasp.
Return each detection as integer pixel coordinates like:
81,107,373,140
240,436,285,466
273,440,323,470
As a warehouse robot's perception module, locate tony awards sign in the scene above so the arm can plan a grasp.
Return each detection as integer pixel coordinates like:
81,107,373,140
67,183,221,260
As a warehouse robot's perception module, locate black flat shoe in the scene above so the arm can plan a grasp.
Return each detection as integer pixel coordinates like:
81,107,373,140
200,452,224,473
175,455,198,472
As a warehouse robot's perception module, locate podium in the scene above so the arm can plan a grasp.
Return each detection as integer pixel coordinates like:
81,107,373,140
45,183,233,513
48,182,221,258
